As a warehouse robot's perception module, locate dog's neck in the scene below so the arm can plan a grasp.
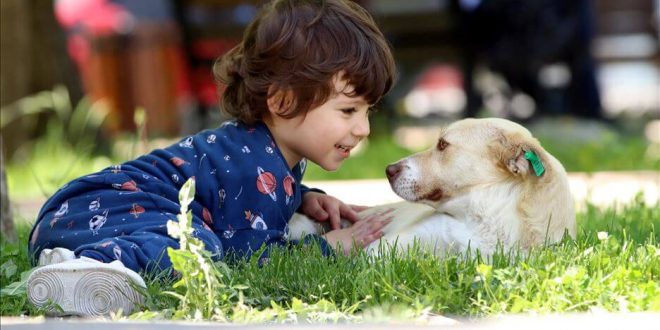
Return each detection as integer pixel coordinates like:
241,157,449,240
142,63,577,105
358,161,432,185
514,155,576,247
436,181,523,247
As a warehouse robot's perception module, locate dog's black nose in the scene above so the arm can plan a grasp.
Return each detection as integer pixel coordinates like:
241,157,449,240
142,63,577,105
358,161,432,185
385,163,402,181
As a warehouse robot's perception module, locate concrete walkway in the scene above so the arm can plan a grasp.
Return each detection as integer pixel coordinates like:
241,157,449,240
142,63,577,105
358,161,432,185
11,171,659,223
306,171,659,209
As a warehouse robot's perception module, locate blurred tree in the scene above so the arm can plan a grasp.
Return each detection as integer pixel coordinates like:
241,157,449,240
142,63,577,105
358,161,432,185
0,0,82,159
1,136,15,243
1,0,81,241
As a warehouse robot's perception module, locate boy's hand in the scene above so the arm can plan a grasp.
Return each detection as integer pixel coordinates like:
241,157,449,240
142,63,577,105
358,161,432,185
322,208,394,255
300,191,366,230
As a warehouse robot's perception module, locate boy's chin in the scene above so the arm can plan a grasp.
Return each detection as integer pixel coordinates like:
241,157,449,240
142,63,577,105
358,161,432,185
316,160,343,172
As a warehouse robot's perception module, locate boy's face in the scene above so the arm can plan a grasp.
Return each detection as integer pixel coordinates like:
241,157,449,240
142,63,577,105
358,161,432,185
268,76,371,171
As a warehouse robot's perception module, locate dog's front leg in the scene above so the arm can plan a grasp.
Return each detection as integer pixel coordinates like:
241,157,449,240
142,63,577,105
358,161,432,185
287,213,330,241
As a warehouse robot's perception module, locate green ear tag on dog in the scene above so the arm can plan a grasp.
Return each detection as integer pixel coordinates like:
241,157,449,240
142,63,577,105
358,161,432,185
524,150,545,176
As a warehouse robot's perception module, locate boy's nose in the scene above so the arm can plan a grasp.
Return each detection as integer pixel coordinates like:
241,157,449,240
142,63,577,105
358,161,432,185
353,116,370,137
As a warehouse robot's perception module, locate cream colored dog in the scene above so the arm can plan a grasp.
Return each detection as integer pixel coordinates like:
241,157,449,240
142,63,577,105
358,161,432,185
288,118,576,256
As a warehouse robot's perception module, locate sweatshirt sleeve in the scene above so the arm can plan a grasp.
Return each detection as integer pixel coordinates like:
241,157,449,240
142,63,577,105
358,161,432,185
300,184,326,196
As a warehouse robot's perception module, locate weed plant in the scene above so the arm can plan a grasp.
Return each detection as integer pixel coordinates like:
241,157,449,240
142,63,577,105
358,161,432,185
3,86,112,199
162,178,241,320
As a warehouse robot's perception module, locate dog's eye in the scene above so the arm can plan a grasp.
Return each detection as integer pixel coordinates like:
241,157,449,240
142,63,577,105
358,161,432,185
437,138,449,151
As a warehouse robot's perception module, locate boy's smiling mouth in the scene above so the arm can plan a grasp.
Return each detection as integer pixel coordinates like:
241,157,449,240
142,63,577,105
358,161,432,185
335,143,353,156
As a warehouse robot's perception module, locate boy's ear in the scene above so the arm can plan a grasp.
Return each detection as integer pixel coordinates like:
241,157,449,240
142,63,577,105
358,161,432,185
267,86,294,115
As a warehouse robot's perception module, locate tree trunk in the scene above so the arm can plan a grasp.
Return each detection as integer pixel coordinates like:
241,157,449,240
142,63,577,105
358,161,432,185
0,136,16,243
1,0,82,158
0,0,80,243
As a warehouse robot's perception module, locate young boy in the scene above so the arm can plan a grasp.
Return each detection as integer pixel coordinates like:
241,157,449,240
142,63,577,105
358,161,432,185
27,0,396,316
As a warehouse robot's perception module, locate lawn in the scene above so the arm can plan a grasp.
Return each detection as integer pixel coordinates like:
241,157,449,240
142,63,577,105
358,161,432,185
1,192,658,321
2,99,659,321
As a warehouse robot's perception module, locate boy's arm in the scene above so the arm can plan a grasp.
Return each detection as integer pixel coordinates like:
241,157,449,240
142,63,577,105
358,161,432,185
299,184,325,196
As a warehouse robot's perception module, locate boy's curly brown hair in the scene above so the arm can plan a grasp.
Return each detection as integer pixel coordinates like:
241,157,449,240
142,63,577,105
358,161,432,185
214,0,396,125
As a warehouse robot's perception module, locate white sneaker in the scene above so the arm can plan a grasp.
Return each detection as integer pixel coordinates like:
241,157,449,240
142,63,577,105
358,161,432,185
27,257,146,317
37,248,77,266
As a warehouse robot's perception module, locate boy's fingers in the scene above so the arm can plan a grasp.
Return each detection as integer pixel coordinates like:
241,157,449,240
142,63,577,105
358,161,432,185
329,217,340,230
363,220,390,237
358,231,384,247
374,208,395,218
350,204,369,212
374,219,392,231
382,208,396,216
355,215,381,231
340,204,360,223
313,208,329,221
354,218,389,237
328,208,341,230
361,208,393,222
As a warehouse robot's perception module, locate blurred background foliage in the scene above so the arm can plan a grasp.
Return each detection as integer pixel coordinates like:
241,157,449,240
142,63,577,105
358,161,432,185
1,0,659,202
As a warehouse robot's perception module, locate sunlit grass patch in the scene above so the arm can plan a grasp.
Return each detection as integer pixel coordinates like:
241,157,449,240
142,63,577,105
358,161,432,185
2,196,658,321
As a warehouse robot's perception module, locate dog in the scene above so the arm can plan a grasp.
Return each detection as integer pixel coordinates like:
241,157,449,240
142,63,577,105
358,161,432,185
288,118,576,256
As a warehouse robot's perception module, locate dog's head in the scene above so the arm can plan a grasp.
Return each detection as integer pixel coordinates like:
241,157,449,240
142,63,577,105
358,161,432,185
386,118,551,207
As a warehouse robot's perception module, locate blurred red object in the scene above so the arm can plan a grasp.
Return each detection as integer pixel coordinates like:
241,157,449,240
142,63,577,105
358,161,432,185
54,0,189,136
55,0,134,35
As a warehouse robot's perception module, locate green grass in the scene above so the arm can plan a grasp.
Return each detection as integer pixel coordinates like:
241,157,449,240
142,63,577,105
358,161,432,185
2,196,658,320
539,134,659,173
3,109,659,320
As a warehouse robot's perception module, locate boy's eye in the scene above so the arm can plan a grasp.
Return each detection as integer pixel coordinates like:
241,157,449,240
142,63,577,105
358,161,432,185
340,108,357,115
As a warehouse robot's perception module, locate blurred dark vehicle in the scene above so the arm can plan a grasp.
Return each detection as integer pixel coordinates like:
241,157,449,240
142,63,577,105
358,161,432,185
455,0,603,120
373,0,657,122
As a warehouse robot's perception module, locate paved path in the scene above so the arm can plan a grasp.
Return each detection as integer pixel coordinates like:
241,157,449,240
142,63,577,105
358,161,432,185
11,171,659,223
306,171,659,209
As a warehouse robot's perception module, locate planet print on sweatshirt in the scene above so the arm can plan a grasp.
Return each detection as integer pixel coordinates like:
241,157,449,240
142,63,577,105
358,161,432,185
256,167,277,201
283,174,295,205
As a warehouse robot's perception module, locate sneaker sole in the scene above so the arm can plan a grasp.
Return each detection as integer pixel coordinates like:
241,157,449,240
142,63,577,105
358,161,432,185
27,265,145,316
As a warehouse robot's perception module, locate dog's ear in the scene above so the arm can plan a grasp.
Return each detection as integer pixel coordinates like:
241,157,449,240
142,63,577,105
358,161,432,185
494,130,545,177
505,146,531,176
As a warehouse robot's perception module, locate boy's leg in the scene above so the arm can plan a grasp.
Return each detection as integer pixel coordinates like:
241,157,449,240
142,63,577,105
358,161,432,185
75,220,223,273
30,184,223,273
28,195,223,316
27,220,222,317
